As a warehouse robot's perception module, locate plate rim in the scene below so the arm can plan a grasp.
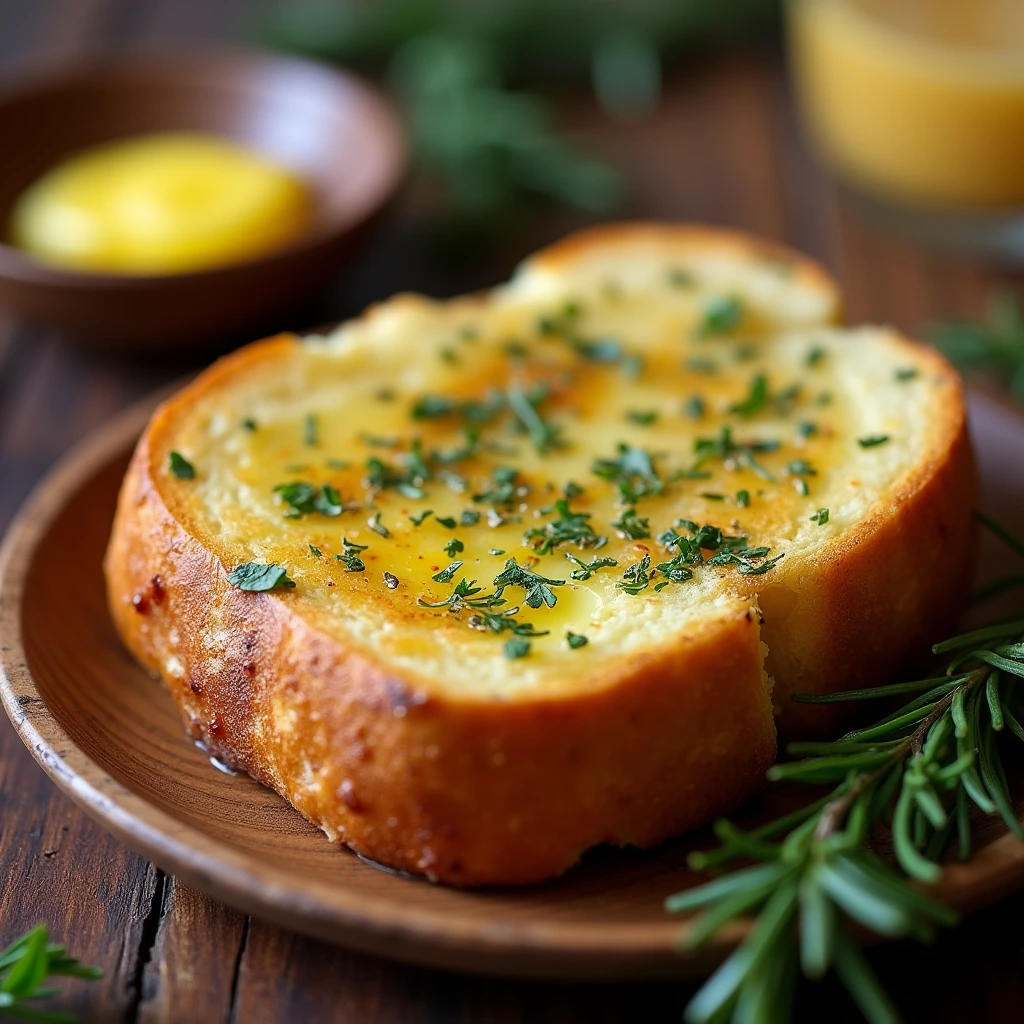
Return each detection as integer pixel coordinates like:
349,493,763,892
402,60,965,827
3,386,1024,979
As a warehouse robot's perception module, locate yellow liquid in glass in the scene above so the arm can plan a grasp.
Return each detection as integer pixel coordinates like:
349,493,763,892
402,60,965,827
788,0,1024,209
10,133,312,275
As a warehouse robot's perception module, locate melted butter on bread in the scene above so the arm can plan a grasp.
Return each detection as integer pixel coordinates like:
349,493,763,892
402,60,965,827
152,230,958,699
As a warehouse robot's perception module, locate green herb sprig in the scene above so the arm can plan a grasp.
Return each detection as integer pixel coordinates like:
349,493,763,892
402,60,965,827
670,513,1024,1024
0,923,102,1022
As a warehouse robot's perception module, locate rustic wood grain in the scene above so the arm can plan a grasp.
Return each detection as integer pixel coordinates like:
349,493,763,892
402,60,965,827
1,0,1024,1020
137,879,247,1024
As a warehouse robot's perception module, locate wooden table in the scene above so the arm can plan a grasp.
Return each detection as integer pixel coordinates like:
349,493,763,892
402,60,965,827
2,3,1023,1021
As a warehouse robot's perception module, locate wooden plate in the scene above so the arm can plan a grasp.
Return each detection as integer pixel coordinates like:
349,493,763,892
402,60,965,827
1,388,1023,980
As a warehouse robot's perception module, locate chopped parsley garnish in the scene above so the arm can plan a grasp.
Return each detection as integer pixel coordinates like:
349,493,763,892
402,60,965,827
412,395,459,419
309,544,322,557
504,637,531,659
732,344,758,363
728,374,769,418
241,418,257,432
537,300,583,336
418,576,492,609
655,521,783,580
364,454,426,500
617,554,652,595
468,607,548,639
786,460,817,477
227,562,295,592
367,512,390,537
273,481,348,518
439,346,459,365
473,466,521,507
566,631,589,649
736,489,750,508
435,516,457,529
383,572,400,589
372,440,434,497
692,426,780,481
810,508,830,525
304,413,319,447
563,481,585,498
715,550,785,575
409,509,434,526
668,267,694,288
336,538,367,572
796,421,817,439
460,510,481,526
432,561,464,583
806,346,826,368
524,498,602,554
626,409,658,426
858,435,890,448
730,374,801,419
591,444,663,502
489,548,506,556
895,368,919,382
565,552,618,580
506,384,563,454
696,295,744,337
492,559,566,609
611,507,650,540
793,479,810,497
655,551,695,585
701,492,726,501
684,395,705,420
168,451,195,479
444,538,464,557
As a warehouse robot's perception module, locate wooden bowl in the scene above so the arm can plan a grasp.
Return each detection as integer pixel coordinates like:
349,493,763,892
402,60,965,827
0,49,405,350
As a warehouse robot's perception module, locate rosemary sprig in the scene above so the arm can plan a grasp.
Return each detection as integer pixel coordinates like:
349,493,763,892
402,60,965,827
670,513,1024,1023
0,923,101,1022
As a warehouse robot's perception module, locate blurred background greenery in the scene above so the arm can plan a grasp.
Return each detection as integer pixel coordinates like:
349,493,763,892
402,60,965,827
254,0,779,234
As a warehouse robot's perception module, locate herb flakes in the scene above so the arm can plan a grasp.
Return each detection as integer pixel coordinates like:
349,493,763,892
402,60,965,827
227,562,296,592
858,435,891,448
504,637,531,659
168,451,195,479
493,559,566,609
696,295,744,337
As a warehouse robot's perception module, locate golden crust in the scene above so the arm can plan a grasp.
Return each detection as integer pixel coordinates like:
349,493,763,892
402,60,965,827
104,224,972,885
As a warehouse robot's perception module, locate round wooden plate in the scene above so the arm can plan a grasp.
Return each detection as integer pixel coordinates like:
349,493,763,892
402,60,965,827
1,388,1024,980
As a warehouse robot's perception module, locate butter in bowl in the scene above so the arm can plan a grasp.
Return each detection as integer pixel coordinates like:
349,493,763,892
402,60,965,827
0,50,405,350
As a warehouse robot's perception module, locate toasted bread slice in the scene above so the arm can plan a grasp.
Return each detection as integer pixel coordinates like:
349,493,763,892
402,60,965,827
105,223,973,885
